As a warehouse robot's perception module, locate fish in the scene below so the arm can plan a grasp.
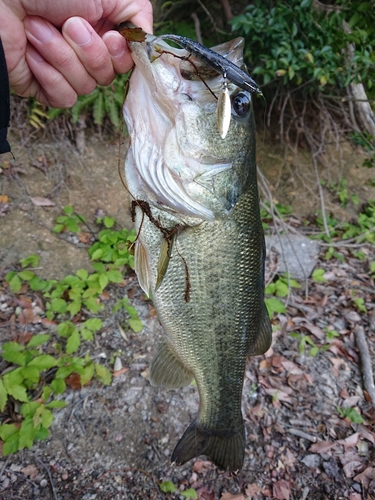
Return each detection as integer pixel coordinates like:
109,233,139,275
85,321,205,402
123,31,272,472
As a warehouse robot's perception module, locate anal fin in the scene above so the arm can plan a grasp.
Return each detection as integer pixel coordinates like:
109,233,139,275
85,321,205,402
249,301,273,356
150,341,193,388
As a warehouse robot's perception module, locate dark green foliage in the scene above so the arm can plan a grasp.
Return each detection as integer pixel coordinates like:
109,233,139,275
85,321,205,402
230,0,375,92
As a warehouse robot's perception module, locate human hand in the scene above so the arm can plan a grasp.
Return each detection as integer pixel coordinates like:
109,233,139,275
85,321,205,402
0,0,153,108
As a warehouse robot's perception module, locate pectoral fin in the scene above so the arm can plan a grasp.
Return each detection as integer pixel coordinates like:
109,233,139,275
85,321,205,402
155,236,175,291
150,340,193,388
249,302,273,356
134,239,151,297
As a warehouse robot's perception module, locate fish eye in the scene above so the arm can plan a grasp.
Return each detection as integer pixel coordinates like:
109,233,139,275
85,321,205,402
231,92,251,117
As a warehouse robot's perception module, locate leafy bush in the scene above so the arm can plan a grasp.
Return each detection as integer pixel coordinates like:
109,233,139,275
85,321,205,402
230,0,375,91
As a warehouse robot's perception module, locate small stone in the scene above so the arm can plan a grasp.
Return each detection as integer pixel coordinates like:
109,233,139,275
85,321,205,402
62,473,69,480
40,478,48,488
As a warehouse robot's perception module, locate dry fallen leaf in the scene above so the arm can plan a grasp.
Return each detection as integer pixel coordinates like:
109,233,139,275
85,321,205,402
272,479,291,500
113,367,129,378
309,440,336,453
30,196,55,207
0,194,9,203
65,373,83,390
193,460,213,473
21,464,39,480
219,493,244,500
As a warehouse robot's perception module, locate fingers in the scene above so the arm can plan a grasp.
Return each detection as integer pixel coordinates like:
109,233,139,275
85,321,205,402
62,17,116,86
25,44,77,108
102,31,134,75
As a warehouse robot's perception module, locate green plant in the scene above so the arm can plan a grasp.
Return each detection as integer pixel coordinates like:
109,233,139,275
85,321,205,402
53,205,86,233
0,331,110,455
312,268,327,283
159,481,197,499
230,0,375,91
48,73,131,131
324,246,345,262
322,178,359,208
265,274,300,318
337,406,364,424
290,332,319,357
1,210,142,456
324,327,340,343
351,292,367,313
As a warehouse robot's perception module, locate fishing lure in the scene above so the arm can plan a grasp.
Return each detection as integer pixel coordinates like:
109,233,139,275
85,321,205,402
217,73,231,139
150,34,262,96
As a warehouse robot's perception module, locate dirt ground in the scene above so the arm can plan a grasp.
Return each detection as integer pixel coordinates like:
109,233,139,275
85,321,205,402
0,123,375,500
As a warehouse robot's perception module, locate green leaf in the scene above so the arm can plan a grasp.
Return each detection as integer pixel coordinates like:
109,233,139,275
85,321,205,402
104,217,115,228
50,378,66,394
7,385,29,402
0,380,7,412
41,386,52,402
8,274,22,293
84,318,103,331
91,248,104,260
80,363,95,386
312,268,327,282
35,427,49,441
53,223,65,233
67,301,82,317
76,269,89,280
18,270,35,281
28,354,57,370
99,273,109,290
2,342,26,365
57,321,75,338
160,481,177,493
42,408,54,428
106,270,123,283
20,366,40,384
83,298,103,313
2,434,20,455
66,328,81,354
19,416,37,449
0,423,19,441
63,205,74,215
3,368,24,388
51,298,67,313
181,488,198,499
80,328,93,341
94,363,111,385
20,401,41,418
129,318,143,333
265,297,286,317
27,334,50,348
20,254,40,268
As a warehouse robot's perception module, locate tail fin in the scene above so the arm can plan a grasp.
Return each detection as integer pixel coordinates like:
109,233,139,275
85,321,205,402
171,421,245,472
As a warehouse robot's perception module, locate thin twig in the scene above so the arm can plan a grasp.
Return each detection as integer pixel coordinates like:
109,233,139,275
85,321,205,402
191,13,203,45
354,325,375,407
287,428,317,442
30,452,58,500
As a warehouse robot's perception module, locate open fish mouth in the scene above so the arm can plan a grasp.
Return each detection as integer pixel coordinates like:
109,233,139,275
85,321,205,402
124,33,255,221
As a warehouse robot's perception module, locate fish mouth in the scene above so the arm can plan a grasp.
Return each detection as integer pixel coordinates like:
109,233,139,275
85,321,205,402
124,35,251,220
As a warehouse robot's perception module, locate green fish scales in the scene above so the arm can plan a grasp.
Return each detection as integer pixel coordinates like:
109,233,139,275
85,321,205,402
123,32,272,472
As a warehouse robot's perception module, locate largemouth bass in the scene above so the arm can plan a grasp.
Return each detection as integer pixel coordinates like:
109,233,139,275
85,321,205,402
123,32,272,472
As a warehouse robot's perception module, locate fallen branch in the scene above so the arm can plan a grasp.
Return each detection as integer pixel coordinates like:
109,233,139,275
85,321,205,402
354,325,375,407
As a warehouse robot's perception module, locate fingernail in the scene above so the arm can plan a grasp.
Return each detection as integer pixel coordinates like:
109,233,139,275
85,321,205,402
26,18,53,43
105,33,125,58
64,18,92,46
